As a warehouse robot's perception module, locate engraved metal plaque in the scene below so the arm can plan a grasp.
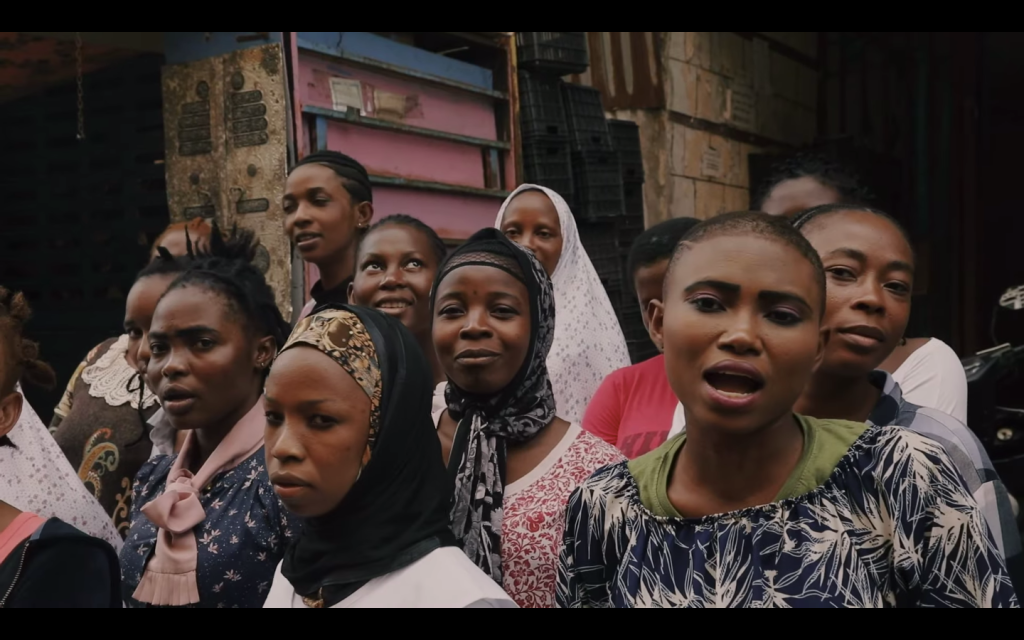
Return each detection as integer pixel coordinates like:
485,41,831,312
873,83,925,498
161,43,291,317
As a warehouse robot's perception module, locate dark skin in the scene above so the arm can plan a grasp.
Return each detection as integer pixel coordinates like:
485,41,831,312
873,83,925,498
284,164,374,292
500,191,564,278
348,224,445,384
264,347,372,518
126,273,188,454
794,211,915,422
649,236,828,518
634,258,669,338
760,176,841,219
433,265,570,484
146,287,275,470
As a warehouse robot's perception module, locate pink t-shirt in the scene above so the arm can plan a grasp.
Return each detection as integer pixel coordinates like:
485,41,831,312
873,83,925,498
0,512,45,565
582,355,679,459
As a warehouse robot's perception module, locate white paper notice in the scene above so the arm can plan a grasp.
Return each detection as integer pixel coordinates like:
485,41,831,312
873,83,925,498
702,146,722,179
330,78,364,113
725,84,757,131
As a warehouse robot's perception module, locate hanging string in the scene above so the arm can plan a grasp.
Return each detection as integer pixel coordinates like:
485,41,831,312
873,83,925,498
75,32,85,142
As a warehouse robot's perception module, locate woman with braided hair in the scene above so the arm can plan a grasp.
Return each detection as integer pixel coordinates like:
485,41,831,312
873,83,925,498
120,236,300,608
50,221,248,537
284,150,375,320
0,287,122,608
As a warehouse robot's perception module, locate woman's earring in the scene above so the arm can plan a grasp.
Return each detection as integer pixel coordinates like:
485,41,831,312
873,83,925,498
900,337,908,347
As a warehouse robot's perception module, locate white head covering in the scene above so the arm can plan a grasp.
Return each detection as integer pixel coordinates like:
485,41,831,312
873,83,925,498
0,384,122,551
495,184,631,423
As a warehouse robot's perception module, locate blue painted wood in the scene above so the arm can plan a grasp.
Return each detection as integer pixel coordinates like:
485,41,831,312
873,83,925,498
164,32,284,65
298,32,492,90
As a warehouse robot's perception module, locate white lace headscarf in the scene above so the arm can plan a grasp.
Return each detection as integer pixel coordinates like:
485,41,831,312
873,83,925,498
495,185,631,424
0,385,122,551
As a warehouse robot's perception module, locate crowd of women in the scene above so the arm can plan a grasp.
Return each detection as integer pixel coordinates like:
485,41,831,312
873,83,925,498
0,150,1020,607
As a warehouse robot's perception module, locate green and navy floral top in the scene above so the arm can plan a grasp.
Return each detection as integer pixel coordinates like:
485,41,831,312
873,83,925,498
120,448,299,608
557,416,1019,608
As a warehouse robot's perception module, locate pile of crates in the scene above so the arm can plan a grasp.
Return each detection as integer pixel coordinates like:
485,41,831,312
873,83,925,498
517,33,656,364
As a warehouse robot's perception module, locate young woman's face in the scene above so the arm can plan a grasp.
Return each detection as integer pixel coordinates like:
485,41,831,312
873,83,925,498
651,235,826,435
349,225,438,339
264,347,372,518
433,265,531,396
146,286,273,432
124,273,177,372
283,164,372,267
802,211,914,377
761,177,841,219
500,191,564,278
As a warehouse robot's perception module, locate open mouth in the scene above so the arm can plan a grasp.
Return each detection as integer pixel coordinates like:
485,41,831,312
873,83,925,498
704,371,765,397
294,232,322,248
161,386,198,415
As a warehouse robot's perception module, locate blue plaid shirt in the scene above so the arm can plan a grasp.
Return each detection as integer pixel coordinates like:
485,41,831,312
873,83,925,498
869,371,1023,595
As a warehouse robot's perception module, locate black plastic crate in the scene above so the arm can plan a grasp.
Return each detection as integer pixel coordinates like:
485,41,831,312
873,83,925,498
623,182,644,216
522,135,573,202
516,32,589,76
578,219,620,263
518,71,568,139
561,83,614,151
609,120,645,182
572,150,624,220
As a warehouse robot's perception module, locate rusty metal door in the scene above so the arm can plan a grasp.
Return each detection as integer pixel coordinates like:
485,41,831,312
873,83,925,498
161,43,292,317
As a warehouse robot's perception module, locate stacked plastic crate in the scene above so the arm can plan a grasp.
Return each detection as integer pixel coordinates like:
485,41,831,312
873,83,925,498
608,120,658,364
516,33,589,205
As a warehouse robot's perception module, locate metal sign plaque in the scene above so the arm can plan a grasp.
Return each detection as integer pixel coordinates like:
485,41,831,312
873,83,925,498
162,43,291,318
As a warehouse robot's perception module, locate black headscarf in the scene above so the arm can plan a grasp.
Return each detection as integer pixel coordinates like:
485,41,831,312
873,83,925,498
290,150,373,202
279,304,454,605
430,228,557,585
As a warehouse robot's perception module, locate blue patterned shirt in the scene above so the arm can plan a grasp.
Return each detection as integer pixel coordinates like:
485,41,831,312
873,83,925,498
867,370,1024,595
120,448,299,608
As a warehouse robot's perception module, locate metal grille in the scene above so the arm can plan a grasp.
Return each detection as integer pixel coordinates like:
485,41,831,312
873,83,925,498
0,54,169,422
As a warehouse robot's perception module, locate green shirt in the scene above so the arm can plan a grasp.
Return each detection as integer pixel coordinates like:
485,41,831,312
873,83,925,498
629,415,869,518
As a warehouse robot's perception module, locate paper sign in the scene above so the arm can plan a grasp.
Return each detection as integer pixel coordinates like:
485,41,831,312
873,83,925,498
330,78,364,113
725,84,757,131
702,146,722,178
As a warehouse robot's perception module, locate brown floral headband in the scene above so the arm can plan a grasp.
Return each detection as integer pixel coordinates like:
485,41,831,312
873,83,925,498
280,309,382,444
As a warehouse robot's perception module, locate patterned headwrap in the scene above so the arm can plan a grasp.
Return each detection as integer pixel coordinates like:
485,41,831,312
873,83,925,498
281,308,382,445
279,305,455,605
431,227,557,586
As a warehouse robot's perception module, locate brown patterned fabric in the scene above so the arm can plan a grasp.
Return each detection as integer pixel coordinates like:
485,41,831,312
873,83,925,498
283,309,382,445
50,337,158,537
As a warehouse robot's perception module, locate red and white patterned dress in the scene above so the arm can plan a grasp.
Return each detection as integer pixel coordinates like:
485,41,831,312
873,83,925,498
500,425,625,608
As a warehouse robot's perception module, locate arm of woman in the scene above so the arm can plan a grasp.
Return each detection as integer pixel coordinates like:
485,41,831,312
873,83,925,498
895,340,968,424
557,482,617,608
891,431,1019,608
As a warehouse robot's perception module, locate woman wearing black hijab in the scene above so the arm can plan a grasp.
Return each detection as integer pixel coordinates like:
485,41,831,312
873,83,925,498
262,304,515,608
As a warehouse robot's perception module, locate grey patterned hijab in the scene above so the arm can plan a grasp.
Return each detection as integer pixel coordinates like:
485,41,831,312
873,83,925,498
431,227,557,585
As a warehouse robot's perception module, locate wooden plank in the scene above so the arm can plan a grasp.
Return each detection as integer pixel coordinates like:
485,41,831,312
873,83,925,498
303,105,510,150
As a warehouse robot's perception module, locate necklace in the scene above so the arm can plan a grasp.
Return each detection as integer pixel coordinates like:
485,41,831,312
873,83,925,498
302,590,324,608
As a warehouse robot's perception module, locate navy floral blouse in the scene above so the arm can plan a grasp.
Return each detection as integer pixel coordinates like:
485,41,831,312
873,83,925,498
119,448,299,608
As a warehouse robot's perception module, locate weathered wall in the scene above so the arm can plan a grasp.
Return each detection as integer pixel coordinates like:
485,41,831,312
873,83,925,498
572,32,820,226
663,32,818,222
